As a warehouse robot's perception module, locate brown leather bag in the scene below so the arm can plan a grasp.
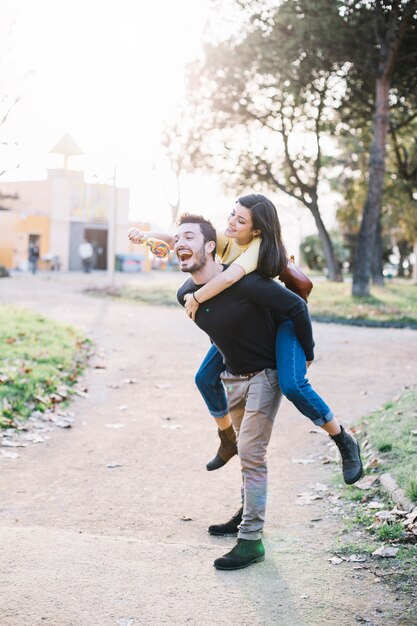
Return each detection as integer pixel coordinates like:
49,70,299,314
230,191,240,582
278,256,313,302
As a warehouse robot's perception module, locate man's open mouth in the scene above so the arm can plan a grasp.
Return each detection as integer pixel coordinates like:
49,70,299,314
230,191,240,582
177,249,192,261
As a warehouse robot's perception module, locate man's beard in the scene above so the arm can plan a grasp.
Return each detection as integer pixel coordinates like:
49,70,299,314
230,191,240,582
181,244,207,274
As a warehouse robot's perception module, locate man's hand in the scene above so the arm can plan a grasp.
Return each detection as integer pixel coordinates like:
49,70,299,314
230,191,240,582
184,293,199,321
128,227,146,244
306,360,313,369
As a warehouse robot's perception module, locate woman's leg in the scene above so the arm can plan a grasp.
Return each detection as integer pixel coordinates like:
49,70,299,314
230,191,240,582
276,320,363,484
276,320,334,427
195,344,237,470
195,343,228,420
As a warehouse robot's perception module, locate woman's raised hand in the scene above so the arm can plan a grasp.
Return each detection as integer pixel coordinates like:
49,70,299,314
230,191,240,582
184,293,200,321
128,227,146,244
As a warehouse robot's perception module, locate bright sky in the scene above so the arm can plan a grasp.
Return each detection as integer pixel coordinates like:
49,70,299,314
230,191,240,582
0,0,332,250
0,0,236,226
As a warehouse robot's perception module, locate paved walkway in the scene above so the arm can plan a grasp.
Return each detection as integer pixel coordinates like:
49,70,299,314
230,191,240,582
0,272,416,626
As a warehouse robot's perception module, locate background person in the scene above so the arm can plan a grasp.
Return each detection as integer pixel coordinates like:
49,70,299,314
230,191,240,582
78,238,94,273
28,241,40,275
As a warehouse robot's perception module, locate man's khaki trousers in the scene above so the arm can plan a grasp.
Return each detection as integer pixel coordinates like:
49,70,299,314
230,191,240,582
220,369,282,540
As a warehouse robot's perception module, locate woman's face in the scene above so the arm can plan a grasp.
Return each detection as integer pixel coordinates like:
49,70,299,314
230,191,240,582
224,203,260,245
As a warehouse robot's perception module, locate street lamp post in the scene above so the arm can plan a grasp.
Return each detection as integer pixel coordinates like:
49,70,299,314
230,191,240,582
107,163,117,285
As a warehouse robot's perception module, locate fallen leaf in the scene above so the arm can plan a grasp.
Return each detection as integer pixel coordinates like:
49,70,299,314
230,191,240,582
0,450,20,459
372,546,399,558
296,492,323,505
364,458,380,470
1,440,28,448
291,458,315,464
329,557,344,565
73,387,88,397
313,483,329,492
354,475,379,490
107,463,123,468
180,515,193,521
405,511,417,524
375,510,397,522
117,618,135,626
123,378,137,384
34,395,50,405
49,393,64,403
118,405,128,411
391,506,407,517
349,554,367,562
55,420,72,428
367,501,384,510
56,385,68,398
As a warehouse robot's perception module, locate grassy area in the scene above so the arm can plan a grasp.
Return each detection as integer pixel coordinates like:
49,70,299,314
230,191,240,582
85,276,417,327
308,279,417,327
0,305,90,427
332,388,417,618
361,388,417,500
84,283,179,307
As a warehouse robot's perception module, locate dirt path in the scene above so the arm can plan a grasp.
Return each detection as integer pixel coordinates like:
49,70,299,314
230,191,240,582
1,272,416,626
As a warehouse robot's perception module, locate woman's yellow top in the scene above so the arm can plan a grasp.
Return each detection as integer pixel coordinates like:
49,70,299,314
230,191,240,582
216,230,261,275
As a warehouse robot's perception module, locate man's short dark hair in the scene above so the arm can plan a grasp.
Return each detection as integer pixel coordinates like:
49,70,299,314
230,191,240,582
176,213,217,259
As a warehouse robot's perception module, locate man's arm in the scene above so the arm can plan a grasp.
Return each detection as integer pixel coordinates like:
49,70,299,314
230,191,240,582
128,227,175,248
241,275,315,361
177,277,196,307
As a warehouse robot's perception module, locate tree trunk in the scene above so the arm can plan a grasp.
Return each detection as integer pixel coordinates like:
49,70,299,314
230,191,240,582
396,240,410,278
413,242,417,284
371,216,385,285
310,202,342,281
352,76,390,296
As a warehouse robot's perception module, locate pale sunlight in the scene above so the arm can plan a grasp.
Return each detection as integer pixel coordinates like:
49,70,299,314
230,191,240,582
0,0,215,225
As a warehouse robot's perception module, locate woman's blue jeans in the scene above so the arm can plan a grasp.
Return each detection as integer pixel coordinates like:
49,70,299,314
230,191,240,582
275,320,334,426
195,320,334,426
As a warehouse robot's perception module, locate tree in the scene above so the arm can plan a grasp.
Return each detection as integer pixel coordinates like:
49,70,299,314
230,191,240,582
334,114,417,279
0,95,19,210
385,118,417,277
183,0,347,280
346,0,417,295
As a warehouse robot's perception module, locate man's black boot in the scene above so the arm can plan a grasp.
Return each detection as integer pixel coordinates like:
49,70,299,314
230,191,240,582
208,507,243,536
206,425,237,471
330,426,363,485
213,538,265,570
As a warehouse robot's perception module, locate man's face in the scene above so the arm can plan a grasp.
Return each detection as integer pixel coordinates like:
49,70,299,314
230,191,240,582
174,223,209,273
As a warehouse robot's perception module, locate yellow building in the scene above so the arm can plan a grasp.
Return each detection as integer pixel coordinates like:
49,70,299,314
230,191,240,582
0,134,150,272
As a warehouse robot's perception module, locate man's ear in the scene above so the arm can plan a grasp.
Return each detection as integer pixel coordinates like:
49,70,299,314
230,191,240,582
206,240,216,255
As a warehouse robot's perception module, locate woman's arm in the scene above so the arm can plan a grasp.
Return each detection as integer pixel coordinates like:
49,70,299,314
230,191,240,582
184,264,245,320
128,227,175,248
